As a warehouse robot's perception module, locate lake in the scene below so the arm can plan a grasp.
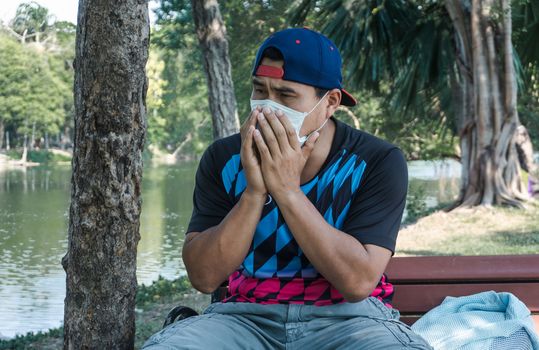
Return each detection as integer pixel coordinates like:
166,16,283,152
0,159,461,338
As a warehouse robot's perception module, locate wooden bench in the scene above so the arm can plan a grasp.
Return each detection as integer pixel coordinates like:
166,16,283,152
386,255,539,334
165,254,539,337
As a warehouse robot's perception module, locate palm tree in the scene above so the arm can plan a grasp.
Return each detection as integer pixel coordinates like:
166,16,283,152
290,0,539,208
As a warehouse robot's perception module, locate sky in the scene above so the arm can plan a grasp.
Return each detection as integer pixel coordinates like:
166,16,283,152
0,0,159,26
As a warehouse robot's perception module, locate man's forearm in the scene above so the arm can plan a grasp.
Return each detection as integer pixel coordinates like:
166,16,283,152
182,190,266,293
275,191,386,302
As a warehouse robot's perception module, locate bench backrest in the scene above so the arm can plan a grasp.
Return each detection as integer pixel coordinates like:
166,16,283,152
385,255,539,334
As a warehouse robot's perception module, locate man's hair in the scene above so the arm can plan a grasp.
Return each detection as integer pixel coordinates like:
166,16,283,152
261,47,329,99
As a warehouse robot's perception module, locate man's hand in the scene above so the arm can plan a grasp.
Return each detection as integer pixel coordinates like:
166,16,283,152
240,107,267,196
253,107,320,201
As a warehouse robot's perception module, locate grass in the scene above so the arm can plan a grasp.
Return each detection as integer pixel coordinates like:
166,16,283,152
396,200,539,256
3,201,538,348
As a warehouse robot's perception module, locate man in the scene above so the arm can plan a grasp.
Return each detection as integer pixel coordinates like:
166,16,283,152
143,28,432,349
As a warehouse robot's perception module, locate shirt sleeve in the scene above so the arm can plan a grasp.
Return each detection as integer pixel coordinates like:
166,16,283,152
340,148,408,254
186,144,234,234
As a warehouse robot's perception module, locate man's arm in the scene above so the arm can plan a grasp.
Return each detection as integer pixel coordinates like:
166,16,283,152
275,191,392,302
182,190,265,293
253,108,403,302
183,108,267,293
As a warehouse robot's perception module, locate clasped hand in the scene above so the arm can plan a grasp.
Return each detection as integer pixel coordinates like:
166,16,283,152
239,106,320,201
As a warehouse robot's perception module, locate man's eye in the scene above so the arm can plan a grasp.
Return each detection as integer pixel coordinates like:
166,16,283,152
281,94,293,98
255,89,264,93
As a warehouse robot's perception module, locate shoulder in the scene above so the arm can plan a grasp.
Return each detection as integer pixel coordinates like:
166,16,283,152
199,132,242,172
334,118,406,169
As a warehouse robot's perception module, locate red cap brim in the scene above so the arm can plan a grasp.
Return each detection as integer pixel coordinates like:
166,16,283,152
340,89,357,107
255,65,284,79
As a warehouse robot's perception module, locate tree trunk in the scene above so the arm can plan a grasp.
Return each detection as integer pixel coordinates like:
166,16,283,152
61,1,149,348
30,121,36,150
191,0,240,140
445,0,526,207
0,120,4,150
21,133,28,163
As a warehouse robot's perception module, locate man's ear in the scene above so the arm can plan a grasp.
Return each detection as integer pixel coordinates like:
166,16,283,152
326,89,341,118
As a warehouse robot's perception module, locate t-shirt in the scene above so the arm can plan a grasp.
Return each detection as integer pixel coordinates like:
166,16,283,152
187,117,408,307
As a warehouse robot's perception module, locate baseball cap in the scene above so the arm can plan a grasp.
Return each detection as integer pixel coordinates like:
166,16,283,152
252,27,357,107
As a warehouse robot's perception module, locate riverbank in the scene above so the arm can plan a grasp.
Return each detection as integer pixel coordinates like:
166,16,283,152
2,201,538,349
0,276,211,350
0,149,72,169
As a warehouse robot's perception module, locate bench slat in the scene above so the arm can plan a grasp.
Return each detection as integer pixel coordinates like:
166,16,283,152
386,255,539,283
392,282,539,313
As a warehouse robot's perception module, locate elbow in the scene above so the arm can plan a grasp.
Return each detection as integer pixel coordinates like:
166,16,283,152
190,280,218,294
340,278,378,303
187,272,221,294
342,290,371,303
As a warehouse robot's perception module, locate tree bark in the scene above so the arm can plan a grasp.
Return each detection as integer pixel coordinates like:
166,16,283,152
191,0,240,140
445,0,526,207
62,0,149,348
0,120,4,150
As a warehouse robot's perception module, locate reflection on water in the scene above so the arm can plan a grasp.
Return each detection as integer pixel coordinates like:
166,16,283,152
0,159,461,338
407,159,461,209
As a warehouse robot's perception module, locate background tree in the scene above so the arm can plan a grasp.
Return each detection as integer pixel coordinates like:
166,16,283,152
191,0,239,139
61,0,149,348
9,1,54,44
290,0,539,207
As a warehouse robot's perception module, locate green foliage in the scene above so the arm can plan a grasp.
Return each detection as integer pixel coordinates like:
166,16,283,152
287,0,539,160
0,327,63,350
150,0,294,156
404,185,428,224
4,150,71,163
0,6,74,150
136,275,192,308
10,1,54,42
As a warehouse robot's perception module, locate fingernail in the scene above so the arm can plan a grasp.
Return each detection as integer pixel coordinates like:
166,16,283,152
276,110,283,117
258,113,265,120
254,129,261,136
263,107,271,114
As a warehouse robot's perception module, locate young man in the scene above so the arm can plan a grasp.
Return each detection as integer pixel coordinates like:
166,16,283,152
143,28,432,349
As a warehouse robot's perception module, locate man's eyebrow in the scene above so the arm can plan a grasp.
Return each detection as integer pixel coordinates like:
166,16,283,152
252,77,297,94
252,77,265,86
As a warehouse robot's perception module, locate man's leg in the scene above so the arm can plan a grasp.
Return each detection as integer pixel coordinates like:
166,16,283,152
288,298,433,350
142,303,287,350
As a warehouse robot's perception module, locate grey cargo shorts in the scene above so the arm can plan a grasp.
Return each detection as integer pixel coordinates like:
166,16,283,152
142,297,433,349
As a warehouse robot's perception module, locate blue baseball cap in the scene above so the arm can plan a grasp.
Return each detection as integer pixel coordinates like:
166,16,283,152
252,27,357,107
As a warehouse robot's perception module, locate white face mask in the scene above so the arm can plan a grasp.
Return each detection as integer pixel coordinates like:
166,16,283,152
250,91,329,146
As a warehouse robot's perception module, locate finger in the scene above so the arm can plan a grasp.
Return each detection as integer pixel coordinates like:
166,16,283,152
253,128,272,163
301,131,320,159
277,111,301,151
243,125,254,153
241,107,261,135
266,109,290,152
257,107,281,157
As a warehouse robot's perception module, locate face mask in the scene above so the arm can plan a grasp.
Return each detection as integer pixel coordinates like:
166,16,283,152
250,91,329,146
